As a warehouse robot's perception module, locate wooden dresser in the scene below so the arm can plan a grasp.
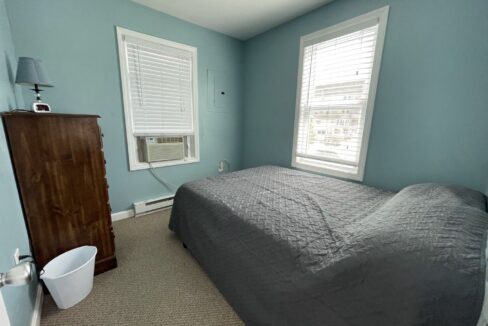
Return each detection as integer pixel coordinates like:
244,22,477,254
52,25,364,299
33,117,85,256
2,112,117,274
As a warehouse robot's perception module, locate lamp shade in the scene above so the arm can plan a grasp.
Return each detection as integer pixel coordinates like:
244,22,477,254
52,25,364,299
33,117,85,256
15,57,53,87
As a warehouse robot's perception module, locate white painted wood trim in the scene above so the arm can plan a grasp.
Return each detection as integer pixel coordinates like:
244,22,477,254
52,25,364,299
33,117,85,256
292,161,363,181
30,284,43,326
128,158,199,171
111,209,135,222
115,26,200,172
291,6,390,182
0,291,10,326
111,206,173,222
134,206,172,218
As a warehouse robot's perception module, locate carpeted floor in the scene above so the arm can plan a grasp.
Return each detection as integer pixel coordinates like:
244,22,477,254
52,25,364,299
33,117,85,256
41,209,244,325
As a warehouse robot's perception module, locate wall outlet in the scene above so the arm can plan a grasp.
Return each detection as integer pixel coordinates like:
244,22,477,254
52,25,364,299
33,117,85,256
13,248,20,265
218,160,230,173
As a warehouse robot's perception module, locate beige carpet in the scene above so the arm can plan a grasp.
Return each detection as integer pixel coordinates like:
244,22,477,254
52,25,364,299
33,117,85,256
41,209,244,325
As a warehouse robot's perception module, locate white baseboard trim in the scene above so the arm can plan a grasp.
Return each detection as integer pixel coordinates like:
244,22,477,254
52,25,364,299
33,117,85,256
111,209,135,222
135,206,172,217
31,284,43,326
111,206,173,222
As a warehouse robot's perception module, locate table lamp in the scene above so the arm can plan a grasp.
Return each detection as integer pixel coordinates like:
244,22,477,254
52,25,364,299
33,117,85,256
15,57,53,112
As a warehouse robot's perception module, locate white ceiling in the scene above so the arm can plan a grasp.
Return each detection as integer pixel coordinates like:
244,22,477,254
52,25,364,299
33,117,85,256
133,0,335,40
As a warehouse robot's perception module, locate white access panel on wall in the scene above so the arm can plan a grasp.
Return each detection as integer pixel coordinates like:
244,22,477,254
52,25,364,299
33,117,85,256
207,70,230,111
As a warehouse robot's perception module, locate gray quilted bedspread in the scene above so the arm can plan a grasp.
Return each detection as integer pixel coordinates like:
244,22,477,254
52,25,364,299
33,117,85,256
169,166,488,326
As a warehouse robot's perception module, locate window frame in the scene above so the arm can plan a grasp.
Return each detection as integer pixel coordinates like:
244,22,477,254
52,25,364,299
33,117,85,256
116,26,200,171
291,6,389,181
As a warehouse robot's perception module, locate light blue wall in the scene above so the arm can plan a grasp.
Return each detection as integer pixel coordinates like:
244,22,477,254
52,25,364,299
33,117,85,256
5,0,244,212
243,0,488,193
0,0,37,324
5,0,488,210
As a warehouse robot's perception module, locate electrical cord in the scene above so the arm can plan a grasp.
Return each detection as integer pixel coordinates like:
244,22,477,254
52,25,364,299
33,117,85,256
148,162,177,193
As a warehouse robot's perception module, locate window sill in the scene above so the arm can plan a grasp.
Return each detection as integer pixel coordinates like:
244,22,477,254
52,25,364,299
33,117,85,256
129,158,200,171
292,160,364,182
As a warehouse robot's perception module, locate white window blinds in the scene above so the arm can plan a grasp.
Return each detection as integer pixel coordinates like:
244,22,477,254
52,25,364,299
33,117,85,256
123,35,195,136
293,9,388,180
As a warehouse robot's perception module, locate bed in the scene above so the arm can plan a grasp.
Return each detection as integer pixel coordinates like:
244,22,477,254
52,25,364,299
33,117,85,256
169,166,488,326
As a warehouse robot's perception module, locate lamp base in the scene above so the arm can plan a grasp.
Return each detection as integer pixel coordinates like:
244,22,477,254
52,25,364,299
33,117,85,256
32,101,51,113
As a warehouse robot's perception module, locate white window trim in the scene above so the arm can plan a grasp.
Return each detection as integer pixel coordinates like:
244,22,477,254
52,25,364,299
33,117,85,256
291,6,389,181
116,26,200,171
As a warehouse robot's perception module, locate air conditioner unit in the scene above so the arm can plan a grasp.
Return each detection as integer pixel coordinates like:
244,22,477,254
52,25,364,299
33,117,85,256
142,137,185,162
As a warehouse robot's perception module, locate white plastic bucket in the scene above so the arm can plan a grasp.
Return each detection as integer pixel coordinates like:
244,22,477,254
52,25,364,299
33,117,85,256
41,246,98,309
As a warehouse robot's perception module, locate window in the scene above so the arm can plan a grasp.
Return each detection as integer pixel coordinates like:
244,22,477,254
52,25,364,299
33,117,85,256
116,27,199,171
292,7,389,181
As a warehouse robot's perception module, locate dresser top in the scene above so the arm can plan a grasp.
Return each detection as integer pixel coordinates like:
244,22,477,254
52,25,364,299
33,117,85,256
1,111,100,118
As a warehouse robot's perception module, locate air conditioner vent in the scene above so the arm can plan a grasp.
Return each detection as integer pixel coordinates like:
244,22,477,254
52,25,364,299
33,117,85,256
141,137,185,162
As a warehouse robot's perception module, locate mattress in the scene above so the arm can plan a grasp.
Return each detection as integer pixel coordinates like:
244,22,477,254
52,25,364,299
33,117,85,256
169,166,488,325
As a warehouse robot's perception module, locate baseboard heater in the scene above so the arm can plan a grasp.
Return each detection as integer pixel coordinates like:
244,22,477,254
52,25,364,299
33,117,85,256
133,195,174,216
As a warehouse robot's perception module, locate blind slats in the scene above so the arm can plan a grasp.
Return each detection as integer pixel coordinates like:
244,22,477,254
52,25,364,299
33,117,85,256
124,35,195,136
296,24,379,167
